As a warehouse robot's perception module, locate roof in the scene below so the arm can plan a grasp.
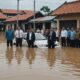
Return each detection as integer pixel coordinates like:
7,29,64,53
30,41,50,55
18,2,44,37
6,12,33,22
0,9,21,14
0,9,33,14
6,11,43,22
0,12,7,19
23,10,33,14
50,1,80,16
30,16,55,22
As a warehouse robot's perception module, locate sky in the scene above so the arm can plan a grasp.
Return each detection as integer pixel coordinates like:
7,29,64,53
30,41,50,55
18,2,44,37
0,0,76,11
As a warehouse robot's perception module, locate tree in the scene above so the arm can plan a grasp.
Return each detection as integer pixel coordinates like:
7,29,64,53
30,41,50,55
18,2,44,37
40,6,51,16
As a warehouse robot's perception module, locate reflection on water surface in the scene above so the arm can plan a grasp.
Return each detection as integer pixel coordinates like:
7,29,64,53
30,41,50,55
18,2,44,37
0,32,80,80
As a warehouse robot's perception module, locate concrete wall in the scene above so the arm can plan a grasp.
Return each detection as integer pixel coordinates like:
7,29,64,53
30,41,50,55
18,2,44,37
56,13,80,29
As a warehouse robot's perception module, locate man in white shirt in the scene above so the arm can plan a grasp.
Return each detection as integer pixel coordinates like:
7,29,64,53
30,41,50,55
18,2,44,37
60,27,67,47
15,27,23,47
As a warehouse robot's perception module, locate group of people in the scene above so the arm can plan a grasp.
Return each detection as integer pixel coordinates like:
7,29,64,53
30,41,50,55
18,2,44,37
5,26,35,48
5,26,80,49
39,27,80,48
5,26,56,49
59,27,80,48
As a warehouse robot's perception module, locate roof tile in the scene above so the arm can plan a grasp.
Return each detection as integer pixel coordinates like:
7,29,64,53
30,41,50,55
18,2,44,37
6,12,33,22
50,1,80,15
1,9,22,14
0,12,7,19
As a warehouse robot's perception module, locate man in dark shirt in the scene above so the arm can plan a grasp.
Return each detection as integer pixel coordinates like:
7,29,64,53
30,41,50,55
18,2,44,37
26,27,35,48
47,28,56,48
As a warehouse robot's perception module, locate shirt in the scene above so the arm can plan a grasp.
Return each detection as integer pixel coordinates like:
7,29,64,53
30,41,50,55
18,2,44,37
56,30,59,37
61,30,67,38
70,31,76,40
15,29,23,38
67,30,71,38
29,32,32,40
50,31,52,40
5,30,14,40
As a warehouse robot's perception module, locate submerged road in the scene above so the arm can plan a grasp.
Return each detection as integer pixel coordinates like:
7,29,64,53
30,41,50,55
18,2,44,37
0,32,80,80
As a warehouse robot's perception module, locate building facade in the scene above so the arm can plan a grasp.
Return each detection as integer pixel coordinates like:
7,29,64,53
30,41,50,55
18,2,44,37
0,12,7,31
50,1,80,30
0,9,44,31
6,11,44,31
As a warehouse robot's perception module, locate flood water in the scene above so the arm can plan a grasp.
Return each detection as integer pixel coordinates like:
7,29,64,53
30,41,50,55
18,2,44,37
0,32,80,80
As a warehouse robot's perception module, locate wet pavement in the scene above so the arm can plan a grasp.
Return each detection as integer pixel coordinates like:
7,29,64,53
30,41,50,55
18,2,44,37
0,32,80,80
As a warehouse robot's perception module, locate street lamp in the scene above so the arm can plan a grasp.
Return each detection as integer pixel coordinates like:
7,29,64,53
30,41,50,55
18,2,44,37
17,0,19,27
33,0,36,31
16,0,36,29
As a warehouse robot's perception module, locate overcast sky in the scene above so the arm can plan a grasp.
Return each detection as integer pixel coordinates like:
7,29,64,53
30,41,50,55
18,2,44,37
0,0,76,11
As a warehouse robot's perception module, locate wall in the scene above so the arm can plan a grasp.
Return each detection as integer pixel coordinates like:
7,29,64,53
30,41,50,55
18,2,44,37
56,13,80,29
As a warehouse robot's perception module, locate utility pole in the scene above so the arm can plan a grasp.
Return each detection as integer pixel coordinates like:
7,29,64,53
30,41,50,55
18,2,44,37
33,0,36,31
17,0,19,27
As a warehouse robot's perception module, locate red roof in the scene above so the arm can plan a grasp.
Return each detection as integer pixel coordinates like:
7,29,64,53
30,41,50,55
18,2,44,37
50,1,80,16
0,9,21,14
23,10,33,14
0,12,7,19
6,12,33,22
0,9,33,15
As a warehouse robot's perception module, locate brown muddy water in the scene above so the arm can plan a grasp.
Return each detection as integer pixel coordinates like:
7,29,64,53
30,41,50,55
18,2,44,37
0,32,80,80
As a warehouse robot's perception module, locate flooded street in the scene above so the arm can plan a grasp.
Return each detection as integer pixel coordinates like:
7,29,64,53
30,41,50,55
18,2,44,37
0,32,80,80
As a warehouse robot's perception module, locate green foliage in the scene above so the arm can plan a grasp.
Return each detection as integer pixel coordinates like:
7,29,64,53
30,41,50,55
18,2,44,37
40,6,51,15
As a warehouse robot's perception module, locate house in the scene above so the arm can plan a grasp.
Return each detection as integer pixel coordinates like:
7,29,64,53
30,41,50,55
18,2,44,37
30,16,56,30
0,12,7,31
50,1,80,30
0,9,44,31
0,9,23,18
5,11,44,31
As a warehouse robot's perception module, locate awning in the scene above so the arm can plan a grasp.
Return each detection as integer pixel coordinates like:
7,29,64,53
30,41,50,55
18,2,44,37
30,16,56,23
